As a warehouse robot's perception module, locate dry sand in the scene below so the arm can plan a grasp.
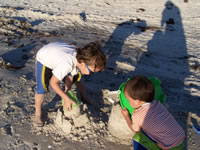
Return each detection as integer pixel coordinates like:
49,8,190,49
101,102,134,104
0,0,200,149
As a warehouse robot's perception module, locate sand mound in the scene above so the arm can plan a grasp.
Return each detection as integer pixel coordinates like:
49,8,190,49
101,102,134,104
108,104,135,140
55,109,72,135
52,96,135,145
54,98,135,145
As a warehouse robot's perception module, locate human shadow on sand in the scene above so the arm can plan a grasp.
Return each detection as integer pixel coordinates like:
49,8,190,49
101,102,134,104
84,19,148,123
93,1,199,148
128,1,199,149
102,19,147,90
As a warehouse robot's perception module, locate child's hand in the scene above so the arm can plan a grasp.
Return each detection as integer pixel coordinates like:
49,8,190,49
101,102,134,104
63,98,75,111
121,107,129,117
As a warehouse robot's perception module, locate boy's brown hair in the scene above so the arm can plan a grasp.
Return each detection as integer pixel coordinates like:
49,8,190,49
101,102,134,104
76,42,106,71
124,75,155,102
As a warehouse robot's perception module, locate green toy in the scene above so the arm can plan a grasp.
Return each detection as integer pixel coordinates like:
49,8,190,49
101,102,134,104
62,90,81,111
119,77,167,116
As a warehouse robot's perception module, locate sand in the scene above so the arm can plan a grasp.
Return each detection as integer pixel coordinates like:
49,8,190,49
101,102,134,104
0,0,200,149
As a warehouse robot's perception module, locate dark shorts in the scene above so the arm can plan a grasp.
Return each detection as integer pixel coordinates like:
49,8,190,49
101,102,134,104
35,61,52,94
35,61,81,94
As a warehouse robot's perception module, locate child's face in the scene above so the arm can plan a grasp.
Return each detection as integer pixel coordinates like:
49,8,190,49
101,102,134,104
124,90,143,109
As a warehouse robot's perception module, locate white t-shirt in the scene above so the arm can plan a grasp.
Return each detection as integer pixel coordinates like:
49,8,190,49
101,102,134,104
36,42,79,81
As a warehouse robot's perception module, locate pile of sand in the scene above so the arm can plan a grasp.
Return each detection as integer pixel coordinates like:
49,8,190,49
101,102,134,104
44,89,135,145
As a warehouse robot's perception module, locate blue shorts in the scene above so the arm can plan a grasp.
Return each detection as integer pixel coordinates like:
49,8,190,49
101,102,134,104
35,61,52,94
35,61,81,94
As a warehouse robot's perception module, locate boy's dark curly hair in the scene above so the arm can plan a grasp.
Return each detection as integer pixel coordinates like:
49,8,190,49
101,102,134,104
124,75,155,102
76,42,106,71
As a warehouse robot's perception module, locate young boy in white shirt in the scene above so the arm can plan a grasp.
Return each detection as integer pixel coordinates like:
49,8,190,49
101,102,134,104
34,42,106,125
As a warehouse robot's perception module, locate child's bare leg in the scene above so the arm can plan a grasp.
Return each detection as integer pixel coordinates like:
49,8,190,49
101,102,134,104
34,94,44,124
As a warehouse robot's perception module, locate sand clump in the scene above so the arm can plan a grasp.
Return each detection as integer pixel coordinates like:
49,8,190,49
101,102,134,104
52,103,107,142
55,109,72,135
108,104,135,140
103,90,135,141
53,89,135,145
55,105,89,135
73,114,89,128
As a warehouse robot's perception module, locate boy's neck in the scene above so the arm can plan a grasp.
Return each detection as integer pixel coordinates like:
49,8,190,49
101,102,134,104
136,101,151,109
141,102,150,107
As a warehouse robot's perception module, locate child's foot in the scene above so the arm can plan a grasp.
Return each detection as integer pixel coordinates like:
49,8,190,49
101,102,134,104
33,114,43,127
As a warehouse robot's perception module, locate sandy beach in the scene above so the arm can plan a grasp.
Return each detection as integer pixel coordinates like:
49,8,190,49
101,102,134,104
0,0,200,149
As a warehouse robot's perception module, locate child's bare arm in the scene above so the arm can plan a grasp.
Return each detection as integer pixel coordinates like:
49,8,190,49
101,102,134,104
76,81,93,105
121,108,137,132
50,75,75,111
